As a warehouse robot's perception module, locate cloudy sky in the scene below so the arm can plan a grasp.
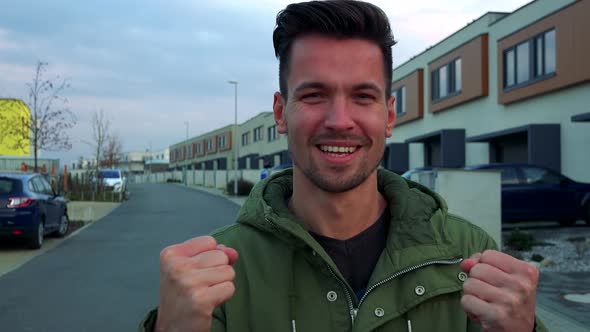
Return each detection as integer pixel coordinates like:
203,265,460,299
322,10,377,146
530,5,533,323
0,0,531,164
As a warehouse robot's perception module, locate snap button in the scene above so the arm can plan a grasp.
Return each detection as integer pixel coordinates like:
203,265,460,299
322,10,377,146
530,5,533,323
374,307,385,317
326,291,338,302
415,285,425,296
458,272,468,282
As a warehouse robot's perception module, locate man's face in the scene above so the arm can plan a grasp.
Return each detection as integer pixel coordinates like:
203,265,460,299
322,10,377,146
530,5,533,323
273,35,395,193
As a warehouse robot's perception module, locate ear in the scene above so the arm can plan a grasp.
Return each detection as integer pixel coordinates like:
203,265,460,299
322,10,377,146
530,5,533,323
273,92,288,134
385,94,396,137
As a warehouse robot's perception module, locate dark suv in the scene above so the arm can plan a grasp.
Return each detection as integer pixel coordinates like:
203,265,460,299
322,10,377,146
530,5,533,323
0,173,69,249
466,164,590,226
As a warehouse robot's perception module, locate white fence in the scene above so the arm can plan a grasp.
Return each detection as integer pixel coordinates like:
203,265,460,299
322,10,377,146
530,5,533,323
132,169,265,190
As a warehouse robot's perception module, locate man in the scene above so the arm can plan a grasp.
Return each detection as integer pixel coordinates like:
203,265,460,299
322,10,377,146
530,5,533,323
142,1,545,331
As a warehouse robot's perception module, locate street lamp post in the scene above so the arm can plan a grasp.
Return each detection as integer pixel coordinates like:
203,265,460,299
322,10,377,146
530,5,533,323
228,80,238,196
184,121,189,141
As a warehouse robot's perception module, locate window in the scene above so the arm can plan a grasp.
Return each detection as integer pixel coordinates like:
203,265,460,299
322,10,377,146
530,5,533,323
218,135,226,149
253,126,264,142
504,29,556,89
500,167,519,185
0,179,16,194
392,86,406,115
242,132,250,146
207,139,213,151
267,125,277,141
195,143,201,155
522,167,563,185
432,58,461,101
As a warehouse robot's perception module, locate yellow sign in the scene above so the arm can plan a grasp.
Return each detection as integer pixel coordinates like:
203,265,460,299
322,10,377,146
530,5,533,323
0,99,30,156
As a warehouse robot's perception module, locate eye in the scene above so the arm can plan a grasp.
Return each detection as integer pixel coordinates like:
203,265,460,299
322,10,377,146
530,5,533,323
354,92,377,104
300,92,324,103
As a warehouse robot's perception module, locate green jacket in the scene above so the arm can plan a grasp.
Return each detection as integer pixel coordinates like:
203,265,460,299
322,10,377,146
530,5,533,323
142,169,546,331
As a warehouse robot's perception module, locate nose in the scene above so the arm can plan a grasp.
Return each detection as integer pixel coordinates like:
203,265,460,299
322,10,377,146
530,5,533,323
324,96,354,131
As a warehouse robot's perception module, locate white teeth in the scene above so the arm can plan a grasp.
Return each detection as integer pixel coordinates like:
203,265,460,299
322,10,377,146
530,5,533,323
319,145,357,154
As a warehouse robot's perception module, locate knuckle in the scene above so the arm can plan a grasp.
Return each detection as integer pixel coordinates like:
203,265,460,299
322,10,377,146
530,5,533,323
219,265,236,280
160,246,177,262
525,264,539,283
167,260,191,281
197,235,217,248
481,249,496,261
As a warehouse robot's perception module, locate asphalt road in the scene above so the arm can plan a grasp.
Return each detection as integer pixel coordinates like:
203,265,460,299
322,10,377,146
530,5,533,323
0,183,240,332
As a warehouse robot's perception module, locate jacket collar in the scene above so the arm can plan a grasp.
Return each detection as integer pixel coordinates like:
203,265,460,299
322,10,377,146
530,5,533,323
236,168,462,271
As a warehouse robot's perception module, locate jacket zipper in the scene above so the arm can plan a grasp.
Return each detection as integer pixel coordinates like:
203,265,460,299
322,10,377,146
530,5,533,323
327,264,357,325
328,258,463,327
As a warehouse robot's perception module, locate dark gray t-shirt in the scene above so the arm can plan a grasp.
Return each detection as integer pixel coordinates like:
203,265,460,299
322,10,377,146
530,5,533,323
309,210,389,300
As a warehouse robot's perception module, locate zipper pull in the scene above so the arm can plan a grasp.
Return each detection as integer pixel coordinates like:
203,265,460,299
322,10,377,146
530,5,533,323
351,308,358,325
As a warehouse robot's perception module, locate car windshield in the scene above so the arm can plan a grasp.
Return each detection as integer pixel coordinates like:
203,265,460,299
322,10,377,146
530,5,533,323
101,171,120,179
0,178,18,194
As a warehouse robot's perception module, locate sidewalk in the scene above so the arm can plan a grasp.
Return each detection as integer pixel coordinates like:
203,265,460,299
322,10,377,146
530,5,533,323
0,201,120,278
183,183,589,332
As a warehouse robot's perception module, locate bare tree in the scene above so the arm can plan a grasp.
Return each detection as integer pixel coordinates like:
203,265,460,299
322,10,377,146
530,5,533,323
91,109,109,191
25,61,77,171
102,133,123,169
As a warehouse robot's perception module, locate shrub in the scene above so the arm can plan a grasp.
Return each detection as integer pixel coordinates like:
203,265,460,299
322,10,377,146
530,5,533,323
505,230,536,251
226,179,254,196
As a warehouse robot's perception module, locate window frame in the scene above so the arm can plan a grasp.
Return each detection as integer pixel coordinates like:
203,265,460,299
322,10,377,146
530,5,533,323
242,132,250,146
431,57,462,103
503,28,556,91
267,125,277,142
392,86,406,116
253,126,264,142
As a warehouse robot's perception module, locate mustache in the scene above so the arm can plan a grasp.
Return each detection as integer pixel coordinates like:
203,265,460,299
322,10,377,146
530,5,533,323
310,133,370,146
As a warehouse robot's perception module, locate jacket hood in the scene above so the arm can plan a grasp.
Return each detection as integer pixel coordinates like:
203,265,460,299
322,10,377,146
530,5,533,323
235,168,457,257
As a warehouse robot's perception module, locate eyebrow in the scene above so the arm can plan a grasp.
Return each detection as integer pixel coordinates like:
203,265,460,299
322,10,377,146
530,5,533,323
353,83,383,94
293,82,383,94
293,82,328,95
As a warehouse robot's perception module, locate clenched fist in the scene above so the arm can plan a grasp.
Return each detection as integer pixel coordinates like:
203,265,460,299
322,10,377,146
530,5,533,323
461,250,539,332
155,236,239,332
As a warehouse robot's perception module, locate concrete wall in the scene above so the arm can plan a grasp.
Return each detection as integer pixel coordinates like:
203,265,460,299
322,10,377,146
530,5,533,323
409,169,502,248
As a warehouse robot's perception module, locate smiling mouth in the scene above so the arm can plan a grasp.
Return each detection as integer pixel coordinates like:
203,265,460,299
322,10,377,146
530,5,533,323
317,144,360,158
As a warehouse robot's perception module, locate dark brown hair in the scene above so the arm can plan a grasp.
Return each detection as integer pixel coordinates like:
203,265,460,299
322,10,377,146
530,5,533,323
273,0,396,100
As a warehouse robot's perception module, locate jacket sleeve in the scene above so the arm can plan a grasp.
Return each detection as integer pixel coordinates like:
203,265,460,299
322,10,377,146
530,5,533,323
137,307,227,332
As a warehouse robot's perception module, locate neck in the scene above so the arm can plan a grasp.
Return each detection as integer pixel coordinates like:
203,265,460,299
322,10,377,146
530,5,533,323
289,168,387,240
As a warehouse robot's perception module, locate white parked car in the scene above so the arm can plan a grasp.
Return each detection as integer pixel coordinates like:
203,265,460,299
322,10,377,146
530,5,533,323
99,169,126,193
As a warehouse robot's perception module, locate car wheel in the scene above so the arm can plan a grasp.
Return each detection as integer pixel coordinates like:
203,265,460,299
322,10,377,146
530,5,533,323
29,220,44,249
558,219,576,227
53,213,69,238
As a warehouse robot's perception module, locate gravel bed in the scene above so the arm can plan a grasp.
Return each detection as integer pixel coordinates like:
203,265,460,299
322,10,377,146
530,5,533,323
503,227,590,273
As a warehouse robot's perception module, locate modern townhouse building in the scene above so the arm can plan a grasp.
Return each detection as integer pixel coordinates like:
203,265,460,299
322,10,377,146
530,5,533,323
384,0,590,182
170,125,234,171
237,112,291,170
169,0,589,182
